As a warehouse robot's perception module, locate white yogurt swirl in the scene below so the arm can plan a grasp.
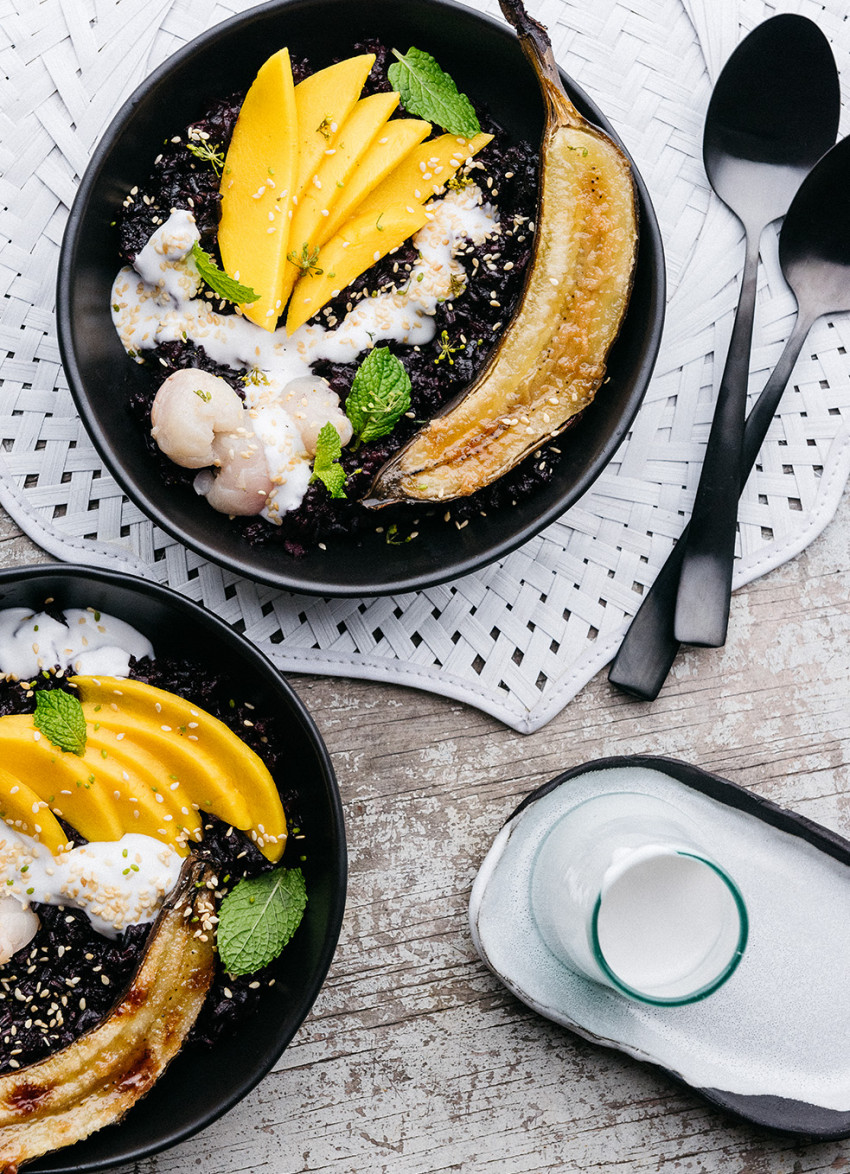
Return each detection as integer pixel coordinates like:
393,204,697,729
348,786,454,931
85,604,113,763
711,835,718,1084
0,827,183,956
0,607,153,680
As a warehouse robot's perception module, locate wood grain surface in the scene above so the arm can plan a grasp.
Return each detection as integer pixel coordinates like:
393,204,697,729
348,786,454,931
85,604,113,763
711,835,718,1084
3,494,850,1174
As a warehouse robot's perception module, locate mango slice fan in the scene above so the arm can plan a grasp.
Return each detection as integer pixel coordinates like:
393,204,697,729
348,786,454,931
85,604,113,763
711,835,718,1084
217,48,491,334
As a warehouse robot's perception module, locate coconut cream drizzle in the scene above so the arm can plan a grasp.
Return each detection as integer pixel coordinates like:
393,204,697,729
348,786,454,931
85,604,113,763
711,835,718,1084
111,188,499,519
0,608,154,681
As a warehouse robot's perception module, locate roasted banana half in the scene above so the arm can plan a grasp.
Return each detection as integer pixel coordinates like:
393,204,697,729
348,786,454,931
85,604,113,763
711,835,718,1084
0,860,216,1172
365,0,638,505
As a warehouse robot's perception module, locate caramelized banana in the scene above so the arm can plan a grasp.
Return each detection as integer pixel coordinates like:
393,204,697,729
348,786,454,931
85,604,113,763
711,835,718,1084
364,0,638,505
0,859,216,1170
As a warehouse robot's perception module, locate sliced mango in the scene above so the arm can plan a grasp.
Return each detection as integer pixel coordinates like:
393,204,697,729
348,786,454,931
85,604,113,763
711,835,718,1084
0,717,197,852
218,47,298,330
0,718,124,843
353,132,493,220
82,705,250,836
286,202,430,333
277,57,380,312
0,766,69,853
316,117,432,247
0,682,285,860
83,725,204,850
72,677,287,861
280,91,400,309
291,54,376,203
285,131,493,331
217,48,491,331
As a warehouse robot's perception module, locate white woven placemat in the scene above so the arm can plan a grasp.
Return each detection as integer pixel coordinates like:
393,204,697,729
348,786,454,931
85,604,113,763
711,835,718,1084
2,0,850,733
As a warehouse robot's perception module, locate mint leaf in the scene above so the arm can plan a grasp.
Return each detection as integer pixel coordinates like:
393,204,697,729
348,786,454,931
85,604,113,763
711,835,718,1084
34,690,87,756
346,348,411,447
310,422,347,499
313,463,346,498
217,867,307,976
191,242,259,305
388,48,481,137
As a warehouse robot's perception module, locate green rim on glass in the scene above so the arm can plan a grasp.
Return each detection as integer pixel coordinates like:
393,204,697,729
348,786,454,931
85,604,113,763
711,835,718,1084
590,851,749,1006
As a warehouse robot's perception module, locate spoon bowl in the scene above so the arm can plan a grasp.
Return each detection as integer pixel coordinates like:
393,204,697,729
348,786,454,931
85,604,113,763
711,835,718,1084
704,14,840,230
674,14,839,647
780,136,850,318
610,134,850,700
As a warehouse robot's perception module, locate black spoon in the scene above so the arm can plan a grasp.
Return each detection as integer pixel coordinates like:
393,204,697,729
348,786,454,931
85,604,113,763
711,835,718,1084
672,14,839,648
609,133,850,700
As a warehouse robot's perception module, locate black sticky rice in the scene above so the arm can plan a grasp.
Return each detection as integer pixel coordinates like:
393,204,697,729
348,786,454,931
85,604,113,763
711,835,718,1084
116,42,557,558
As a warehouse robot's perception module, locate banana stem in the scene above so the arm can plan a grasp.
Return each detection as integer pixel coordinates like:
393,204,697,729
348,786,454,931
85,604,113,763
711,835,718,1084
497,0,583,128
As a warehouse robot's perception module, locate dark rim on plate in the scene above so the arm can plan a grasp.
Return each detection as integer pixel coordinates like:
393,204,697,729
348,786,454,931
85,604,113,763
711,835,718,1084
0,565,346,1172
502,754,850,1141
57,0,665,597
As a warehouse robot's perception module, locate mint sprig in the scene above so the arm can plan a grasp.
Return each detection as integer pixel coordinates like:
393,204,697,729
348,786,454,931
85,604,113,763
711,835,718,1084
217,867,307,976
388,48,481,137
345,347,411,448
310,422,347,499
34,690,87,757
191,242,259,305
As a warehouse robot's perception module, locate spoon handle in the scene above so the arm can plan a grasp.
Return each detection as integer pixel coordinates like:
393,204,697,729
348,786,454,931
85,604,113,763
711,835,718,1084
672,232,760,647
608,308,812,700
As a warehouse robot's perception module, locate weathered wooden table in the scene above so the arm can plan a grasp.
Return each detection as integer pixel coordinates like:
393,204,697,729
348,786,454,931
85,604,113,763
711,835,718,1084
4,489,850,1173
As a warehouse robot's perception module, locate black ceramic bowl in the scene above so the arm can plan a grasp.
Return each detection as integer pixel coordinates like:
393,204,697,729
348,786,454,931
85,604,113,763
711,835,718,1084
0,565,346,1173
57,0,665,597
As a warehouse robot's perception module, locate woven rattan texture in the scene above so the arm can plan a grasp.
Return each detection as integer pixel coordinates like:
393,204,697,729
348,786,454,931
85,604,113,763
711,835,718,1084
2,0,850,732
